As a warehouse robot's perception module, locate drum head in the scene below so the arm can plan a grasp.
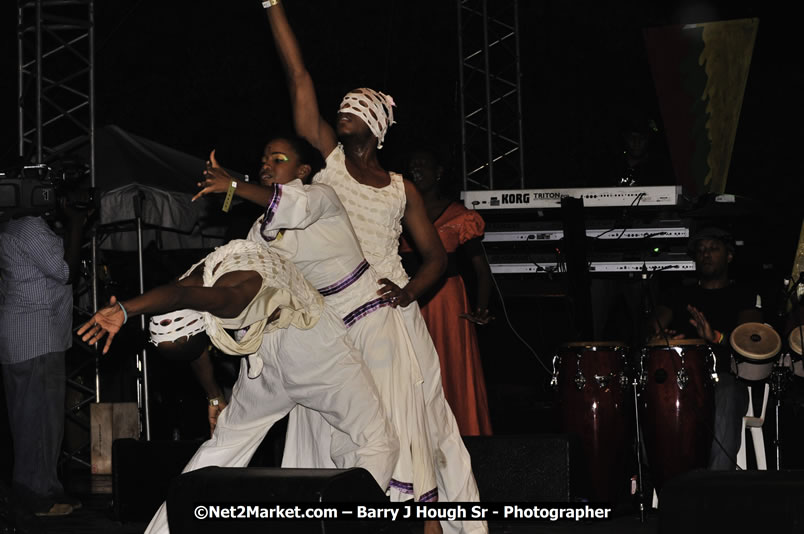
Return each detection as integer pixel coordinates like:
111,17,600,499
730,322,781,361
789,327,803,356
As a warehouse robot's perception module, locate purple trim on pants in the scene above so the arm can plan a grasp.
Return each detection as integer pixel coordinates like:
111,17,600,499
389,478,414,495
343,297,392,328
418,487,439,502
317,260,370,296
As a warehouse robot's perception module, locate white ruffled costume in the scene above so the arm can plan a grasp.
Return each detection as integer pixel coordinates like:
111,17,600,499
143,240,398,533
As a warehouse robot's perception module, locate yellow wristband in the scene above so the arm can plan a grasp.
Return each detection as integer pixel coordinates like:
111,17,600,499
208,396,224,407
221,180,237,213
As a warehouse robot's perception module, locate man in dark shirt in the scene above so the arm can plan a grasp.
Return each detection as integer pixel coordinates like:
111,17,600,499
649,227,762,469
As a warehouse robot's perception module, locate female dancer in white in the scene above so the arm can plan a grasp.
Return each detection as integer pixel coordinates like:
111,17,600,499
260,3,486,533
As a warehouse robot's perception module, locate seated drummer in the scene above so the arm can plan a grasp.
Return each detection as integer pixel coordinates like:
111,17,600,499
647,226,762,470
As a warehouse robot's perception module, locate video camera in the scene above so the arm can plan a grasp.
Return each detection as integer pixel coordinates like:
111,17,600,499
0,160,97,222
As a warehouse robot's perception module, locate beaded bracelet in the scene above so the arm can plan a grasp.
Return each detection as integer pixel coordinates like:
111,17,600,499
262,0,279,8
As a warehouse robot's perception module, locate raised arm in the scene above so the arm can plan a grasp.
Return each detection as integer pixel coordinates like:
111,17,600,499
264,3,337,157
195,152,339,241
193,150,276,205
379,180,446,306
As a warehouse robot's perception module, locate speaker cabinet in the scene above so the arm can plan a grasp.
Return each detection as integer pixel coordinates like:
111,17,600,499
463,434,580,502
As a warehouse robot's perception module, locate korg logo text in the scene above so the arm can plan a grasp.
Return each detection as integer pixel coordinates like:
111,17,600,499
501,193,530,204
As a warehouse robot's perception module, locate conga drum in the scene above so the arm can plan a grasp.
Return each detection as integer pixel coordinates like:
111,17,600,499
730,322,781,381
553,342,631,502
640,340,716,490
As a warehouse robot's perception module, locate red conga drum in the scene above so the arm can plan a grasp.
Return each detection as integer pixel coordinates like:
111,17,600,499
554,342,632,503
640,340,716,490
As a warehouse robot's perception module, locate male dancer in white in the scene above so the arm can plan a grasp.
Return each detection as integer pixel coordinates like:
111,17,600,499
261,3,486,533
195,136,438,506
77,240,399,533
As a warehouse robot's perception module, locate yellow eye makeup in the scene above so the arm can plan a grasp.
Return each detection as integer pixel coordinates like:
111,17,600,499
271,153,289,162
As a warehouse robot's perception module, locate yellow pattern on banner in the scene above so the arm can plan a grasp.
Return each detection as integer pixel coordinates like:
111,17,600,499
695,18,758,193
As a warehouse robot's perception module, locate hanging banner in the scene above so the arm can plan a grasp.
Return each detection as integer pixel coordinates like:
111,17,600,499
644,18,758,195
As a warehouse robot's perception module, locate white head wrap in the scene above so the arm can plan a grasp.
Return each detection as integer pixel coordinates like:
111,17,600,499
148,309,206,345
338,88,396,149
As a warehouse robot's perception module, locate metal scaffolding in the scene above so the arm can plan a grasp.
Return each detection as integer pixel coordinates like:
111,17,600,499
18,0,95,164
17,0,99,469
457,0,525,191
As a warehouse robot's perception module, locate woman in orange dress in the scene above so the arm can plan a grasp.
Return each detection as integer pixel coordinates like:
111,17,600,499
400,149,493,436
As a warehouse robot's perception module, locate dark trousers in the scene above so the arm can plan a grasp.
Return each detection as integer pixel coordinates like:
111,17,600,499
1,351,66,511
708,372,749,470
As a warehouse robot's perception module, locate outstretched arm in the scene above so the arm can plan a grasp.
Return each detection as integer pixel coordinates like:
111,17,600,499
77,272,261,353
378,180,446,307
264,2,337,157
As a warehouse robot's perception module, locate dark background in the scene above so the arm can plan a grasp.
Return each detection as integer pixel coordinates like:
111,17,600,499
1,1,802,437
2,1,802,200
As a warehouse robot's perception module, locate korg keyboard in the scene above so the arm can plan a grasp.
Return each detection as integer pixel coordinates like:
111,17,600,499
483,221,690,242
487,252,695,274
463,185,680,210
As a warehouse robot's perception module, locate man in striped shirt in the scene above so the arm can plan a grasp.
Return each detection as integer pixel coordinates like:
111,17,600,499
0,213,84,517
